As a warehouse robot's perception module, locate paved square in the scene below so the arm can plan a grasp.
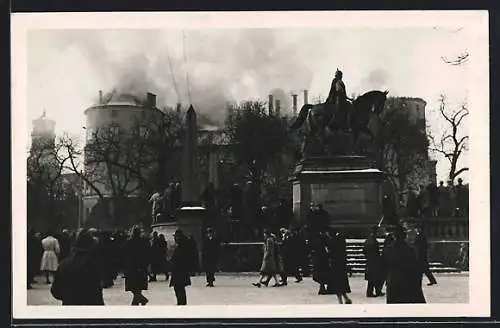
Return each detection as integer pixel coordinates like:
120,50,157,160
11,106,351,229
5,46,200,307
27,273,468,306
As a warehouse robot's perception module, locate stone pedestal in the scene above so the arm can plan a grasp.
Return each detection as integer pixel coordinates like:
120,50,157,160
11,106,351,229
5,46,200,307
290,155,386,238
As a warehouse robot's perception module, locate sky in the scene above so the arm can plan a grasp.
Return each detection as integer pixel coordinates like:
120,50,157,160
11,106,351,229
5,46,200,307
25,16,484,184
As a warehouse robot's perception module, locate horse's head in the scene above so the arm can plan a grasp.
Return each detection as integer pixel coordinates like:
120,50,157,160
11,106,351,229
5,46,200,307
355,90,388,114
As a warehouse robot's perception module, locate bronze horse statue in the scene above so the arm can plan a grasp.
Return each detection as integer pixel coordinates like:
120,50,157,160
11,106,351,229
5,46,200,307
289,90,388,155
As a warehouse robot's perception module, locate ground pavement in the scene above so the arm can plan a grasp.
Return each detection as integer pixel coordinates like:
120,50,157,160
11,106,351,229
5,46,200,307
27,273,468,306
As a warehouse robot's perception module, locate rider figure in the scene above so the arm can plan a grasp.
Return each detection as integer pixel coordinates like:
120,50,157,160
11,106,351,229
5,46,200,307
326,69,353,131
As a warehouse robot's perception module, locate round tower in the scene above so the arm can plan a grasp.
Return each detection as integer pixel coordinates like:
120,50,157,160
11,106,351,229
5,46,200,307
31,110,56,149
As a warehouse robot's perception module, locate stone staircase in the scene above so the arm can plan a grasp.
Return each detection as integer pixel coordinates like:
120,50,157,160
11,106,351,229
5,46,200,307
345,239,462,274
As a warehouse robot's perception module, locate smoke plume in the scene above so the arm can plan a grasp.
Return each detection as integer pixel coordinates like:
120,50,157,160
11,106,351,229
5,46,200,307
44,29,318,125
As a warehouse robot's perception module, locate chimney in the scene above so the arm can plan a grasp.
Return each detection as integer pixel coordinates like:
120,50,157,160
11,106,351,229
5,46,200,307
275,99,281,117
292,94,298,115
98,90,103,104
268,94,274,115
176,103,182,114
146,92,157,108
303,90,309,105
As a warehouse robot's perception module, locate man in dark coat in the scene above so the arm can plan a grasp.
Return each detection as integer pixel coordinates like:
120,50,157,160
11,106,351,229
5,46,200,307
27,229,42,289
311,232,330,294
170,229,191,305
383,225,426,304
124,226,150,305
363,227,385,297
50,229,104,305
186,235,200,275
202,228,221,287
414,228,437,286
280,228,303,284
149,231,162,282
57,229,72,262
326,230,352,304
316,204,330,232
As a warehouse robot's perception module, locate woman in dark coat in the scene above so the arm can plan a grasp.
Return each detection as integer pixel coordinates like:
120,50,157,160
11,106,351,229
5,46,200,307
383,225,426,304
169,229,191,305
124,226,150,305
50,229,104,305
363,228,385,297
326,231,352,304
311,232,330,294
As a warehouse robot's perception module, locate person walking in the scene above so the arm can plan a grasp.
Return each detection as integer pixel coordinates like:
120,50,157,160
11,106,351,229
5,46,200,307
50,229,104,305
169,229,191,305
383,225,426,304
40,231,60,284
414,228,437,286
363,227,385,297
326,230,352,304
311,231,330,295
252,229,283,287
202,228,221,287
124,226,150,306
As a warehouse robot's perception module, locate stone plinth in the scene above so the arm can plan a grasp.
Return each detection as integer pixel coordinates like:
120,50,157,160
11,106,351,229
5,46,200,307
290,155,386,237
177,205,207,268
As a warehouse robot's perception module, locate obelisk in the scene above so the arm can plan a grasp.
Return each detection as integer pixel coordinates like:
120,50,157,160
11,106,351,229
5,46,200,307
177,105,205,268
181,105,200,204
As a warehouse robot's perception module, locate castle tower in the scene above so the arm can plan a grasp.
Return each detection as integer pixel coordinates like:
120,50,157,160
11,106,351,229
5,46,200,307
31,110,56,150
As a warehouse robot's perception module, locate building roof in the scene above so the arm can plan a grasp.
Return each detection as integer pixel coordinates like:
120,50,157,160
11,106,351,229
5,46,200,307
103,92,144,106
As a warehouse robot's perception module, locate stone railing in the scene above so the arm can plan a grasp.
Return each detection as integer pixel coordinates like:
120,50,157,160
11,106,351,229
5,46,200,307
421,217,469,240
402,217,469,241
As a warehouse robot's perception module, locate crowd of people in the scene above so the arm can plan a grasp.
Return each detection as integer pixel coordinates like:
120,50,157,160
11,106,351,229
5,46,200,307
27,225,220,305
406,178,469,218
28,198,443,306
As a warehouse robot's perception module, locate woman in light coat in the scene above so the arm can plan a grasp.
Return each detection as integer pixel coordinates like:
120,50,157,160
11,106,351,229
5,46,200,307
40,231,60,284
252,230,284,287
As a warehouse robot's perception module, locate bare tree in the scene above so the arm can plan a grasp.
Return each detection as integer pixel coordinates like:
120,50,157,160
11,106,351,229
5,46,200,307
429,95,469,183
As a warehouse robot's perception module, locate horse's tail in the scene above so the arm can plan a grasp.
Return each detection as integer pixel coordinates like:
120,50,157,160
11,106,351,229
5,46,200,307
290,104,313,131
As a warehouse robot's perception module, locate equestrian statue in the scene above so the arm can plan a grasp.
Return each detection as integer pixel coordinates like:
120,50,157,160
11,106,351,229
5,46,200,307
290,69,388,156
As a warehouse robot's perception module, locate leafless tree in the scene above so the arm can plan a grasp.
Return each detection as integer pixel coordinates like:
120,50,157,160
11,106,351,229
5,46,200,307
429,95,469,183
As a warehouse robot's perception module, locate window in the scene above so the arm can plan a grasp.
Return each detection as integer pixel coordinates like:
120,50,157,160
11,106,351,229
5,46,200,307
110,125,120,137
139,126,150,138
86,128,96,142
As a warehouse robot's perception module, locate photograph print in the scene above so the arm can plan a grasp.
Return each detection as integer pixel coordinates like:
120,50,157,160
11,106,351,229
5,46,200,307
11,10,490,319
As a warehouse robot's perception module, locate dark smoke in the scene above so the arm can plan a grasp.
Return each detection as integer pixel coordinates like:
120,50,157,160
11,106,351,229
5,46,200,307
52,29,317,125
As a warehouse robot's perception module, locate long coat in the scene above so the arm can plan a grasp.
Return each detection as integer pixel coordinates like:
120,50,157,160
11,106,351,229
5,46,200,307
169,241,192,287
311,235,330,284
259,236,278,274
124,237,150,292
40,236,60,272
202,237,220,272
327,235,351,294
50,247,104,305
363,236,384,282
383,240,426,304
